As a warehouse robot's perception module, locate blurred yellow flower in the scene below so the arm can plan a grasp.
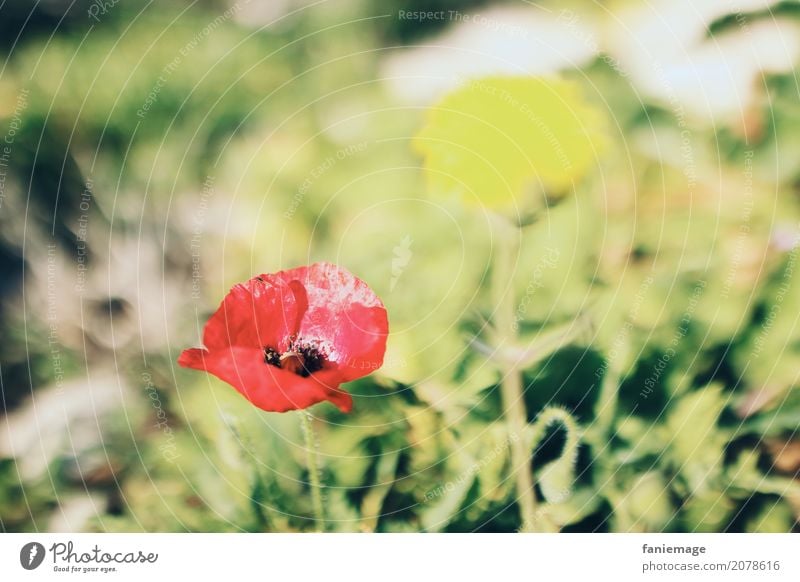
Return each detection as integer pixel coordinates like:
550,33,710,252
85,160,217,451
414,76,605,210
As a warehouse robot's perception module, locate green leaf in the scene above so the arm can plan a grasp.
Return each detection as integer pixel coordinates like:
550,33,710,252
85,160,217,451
419,460,475,532
621,472,674,531
682,489,735,533
745,501,796,533
360,449,401,532
543,487,603,528
666,385,727,493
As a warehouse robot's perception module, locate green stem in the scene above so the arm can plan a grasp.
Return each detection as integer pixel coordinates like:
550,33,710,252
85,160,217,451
490,215,546,532
593,357,621,441
300,411,325,532
503,371,541,531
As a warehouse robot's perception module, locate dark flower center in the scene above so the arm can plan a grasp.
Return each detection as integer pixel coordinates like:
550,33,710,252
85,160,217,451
263,338,326,378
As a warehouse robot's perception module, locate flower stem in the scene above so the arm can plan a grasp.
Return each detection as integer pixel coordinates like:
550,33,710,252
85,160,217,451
503,369,540,531
490,215,537,531
490,214,556,532
300,411,325,532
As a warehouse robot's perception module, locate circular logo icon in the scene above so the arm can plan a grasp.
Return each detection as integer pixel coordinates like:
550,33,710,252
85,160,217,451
19,542,46,570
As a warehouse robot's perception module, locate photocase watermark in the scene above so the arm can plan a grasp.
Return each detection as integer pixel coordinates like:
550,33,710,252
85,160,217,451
640,280,706,399
460,76,573,175
423,431,518,503
340,354,407,371
20,539,159,573
136,0,250,119
721,150,754,299
87,0,121,22
749,232,800,360
557,10,629,78
397,9,527,37
284,141,369,220
397,10,449,22
450,10,527,37
390,235,413,291
735,10,754,35
594,272,654,381
47,540,158,574
74,178,93,294
190,175,215,300
0,88,29,211
676,117,698,191
513,247,560,331
46,244,66,394
644,59,698,193
19,542,46,570
142,371,179,462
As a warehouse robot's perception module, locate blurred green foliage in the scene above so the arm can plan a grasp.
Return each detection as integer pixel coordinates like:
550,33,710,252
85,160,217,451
1,0,799,533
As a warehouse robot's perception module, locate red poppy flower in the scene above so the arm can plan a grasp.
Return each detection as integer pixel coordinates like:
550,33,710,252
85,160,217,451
178,262,388,413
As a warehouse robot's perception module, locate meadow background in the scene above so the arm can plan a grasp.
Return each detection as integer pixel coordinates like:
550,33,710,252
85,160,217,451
1,0,799,533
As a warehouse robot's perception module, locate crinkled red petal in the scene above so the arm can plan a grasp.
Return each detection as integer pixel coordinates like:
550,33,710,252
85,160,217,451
179,346,353,413
269,262,389,380
200,277,302,351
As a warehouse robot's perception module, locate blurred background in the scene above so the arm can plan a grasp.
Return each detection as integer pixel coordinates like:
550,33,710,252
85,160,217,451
1,0,799,533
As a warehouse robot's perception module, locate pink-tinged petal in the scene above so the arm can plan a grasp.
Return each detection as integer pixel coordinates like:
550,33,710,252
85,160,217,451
334,304,389,382
274,263,389,380
183,345,352,413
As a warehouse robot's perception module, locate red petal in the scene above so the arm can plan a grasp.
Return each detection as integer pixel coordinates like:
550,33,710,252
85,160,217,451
180,345,352,413
178,347,207,370
287,279,309,336
200,277,304,351
272,263,389,381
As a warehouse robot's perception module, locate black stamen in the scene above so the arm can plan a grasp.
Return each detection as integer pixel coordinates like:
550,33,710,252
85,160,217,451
264,346,281,367
263,340,326,377
293,341,325,377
